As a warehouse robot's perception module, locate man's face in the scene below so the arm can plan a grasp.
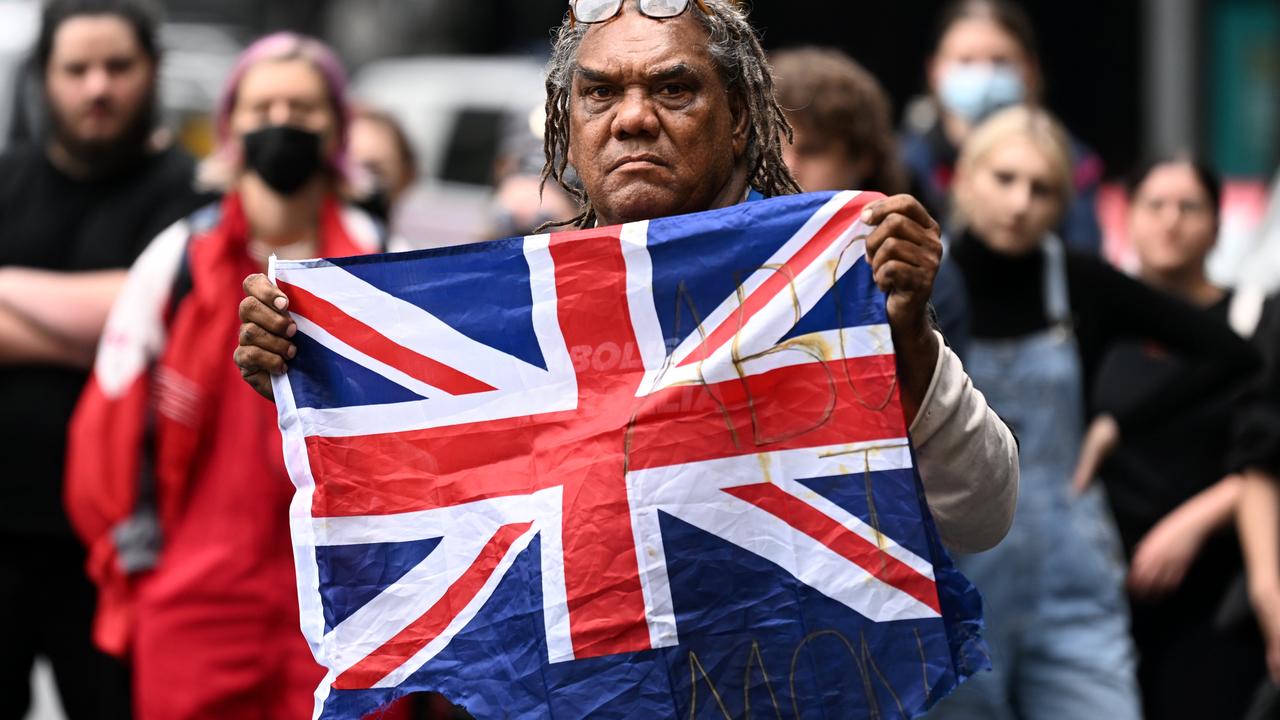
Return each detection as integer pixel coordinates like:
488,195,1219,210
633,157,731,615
45,15,154,151
567,9,748,225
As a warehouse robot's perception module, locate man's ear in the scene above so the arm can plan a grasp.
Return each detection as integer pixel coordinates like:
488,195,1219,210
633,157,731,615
729,92,750,158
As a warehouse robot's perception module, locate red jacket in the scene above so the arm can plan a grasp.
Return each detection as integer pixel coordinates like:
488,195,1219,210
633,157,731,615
65,192,383,658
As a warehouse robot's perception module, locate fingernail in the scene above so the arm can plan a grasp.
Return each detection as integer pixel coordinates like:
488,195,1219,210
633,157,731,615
287,344,297,359
274,297,288,311
286,323,297,338
861,208,874,223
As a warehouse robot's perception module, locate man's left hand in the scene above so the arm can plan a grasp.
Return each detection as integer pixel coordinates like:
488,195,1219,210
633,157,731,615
862,194,943,340
861,195,943,424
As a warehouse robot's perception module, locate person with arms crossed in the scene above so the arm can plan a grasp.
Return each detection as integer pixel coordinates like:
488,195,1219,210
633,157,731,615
0,1,207,717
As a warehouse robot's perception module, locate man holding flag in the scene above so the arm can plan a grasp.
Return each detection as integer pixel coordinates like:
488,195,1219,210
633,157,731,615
233,0,1019,716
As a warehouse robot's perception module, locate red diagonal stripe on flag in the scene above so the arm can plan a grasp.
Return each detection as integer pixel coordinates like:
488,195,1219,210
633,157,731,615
721,483,941,614
278,280,496,396
675,193,873,367
333,521,533,690
304,354,903,518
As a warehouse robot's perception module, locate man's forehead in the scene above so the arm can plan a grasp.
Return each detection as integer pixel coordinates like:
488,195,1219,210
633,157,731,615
51,15,142,61
573,12,714,79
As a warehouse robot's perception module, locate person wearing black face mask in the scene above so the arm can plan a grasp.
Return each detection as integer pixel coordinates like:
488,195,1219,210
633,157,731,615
62,33,400,719
242,124,325,196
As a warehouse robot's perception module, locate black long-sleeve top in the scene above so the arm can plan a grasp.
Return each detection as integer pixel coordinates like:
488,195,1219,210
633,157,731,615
949,231,1259,437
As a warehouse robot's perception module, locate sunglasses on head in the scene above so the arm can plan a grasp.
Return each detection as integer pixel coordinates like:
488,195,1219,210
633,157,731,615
569,0,709,25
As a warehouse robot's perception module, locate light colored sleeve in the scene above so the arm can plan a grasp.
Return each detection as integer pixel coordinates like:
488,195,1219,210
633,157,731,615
909,331,1019,554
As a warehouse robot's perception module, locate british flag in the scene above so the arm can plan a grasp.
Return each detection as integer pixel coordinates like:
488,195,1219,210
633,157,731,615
270,191,987,719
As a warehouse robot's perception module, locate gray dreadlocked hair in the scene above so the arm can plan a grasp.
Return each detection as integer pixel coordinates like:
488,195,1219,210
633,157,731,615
541,0,803,229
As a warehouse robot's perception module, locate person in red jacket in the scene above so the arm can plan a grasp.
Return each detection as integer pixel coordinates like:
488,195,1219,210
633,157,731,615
65,33,388,719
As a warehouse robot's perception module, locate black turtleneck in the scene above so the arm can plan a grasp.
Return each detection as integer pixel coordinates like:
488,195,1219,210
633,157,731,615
948,230,1258,434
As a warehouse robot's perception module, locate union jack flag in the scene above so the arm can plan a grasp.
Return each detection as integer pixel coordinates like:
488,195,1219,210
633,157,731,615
270,191,987,719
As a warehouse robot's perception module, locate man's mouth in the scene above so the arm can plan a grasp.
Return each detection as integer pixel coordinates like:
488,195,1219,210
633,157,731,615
610,153,666,172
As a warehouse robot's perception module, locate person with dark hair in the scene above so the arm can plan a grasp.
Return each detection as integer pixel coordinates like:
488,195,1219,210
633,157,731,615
1086,156,1265,719
772,46,907,196
900,0,1105,255
0,1,208,717
238,0,1021,562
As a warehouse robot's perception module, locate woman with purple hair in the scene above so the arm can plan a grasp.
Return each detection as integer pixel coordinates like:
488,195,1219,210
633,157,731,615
65,33,390,719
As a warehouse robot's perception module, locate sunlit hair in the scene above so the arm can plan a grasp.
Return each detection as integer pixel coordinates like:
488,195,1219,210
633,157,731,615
541,0,802,228
197,32,352,191
953,104,1074,225
772,46,907,195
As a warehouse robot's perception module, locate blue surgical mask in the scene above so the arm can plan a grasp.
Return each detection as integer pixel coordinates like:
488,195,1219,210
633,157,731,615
937,63,1026,122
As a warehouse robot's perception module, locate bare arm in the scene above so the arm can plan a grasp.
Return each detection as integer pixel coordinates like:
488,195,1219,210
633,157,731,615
1241,470,1280,603
1127,475,1241,598
0,267,127,350
0,302,95,367
1239,469,1280,682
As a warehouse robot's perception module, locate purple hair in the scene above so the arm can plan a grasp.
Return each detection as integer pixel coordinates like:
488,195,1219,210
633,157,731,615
209,32,353,182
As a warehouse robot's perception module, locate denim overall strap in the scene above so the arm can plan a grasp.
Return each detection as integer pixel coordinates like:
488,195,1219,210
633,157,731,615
926,235,1139,720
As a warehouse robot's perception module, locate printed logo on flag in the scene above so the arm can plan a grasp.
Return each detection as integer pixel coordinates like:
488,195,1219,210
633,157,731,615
270,191,987,719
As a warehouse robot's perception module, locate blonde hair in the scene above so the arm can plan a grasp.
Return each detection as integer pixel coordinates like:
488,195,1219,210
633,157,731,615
954,105,1074,225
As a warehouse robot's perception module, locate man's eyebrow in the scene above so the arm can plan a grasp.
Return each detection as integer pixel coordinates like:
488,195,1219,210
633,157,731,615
647,63,697,82
572,63,700,83
574,65,612,83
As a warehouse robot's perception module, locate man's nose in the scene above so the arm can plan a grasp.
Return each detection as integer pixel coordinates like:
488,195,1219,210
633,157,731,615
611,89,660,139
84,67,111,98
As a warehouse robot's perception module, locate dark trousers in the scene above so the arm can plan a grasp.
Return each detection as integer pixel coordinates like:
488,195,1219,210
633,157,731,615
0,533,131,720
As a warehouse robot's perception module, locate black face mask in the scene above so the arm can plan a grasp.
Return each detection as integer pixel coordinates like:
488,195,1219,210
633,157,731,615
242,125,323,196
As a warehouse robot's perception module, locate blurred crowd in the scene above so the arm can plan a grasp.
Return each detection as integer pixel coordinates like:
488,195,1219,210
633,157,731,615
3,0,1280,719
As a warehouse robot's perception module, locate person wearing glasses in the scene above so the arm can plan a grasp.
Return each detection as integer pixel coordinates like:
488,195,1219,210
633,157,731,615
237,0,1018,561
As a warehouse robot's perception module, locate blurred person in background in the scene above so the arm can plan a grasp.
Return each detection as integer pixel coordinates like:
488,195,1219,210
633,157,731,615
928,106,1256,720
483,108,577,240
0,0,208,717
1088,156,1264,720
900,0,1104,255
349,105,418,226
63,32,390,720
772,45,969,357
772,46,907,196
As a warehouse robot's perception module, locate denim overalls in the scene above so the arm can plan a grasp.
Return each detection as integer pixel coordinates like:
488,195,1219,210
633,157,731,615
927,238,1141,720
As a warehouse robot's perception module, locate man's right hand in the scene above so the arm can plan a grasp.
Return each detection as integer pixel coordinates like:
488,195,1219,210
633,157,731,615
234,273,296,401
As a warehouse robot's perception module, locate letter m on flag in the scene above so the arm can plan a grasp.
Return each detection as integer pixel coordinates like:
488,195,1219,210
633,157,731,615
270,191,988,719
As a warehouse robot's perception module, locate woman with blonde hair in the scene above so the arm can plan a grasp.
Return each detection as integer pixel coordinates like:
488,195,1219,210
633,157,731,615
64,33,390,718
926,105,1256,719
